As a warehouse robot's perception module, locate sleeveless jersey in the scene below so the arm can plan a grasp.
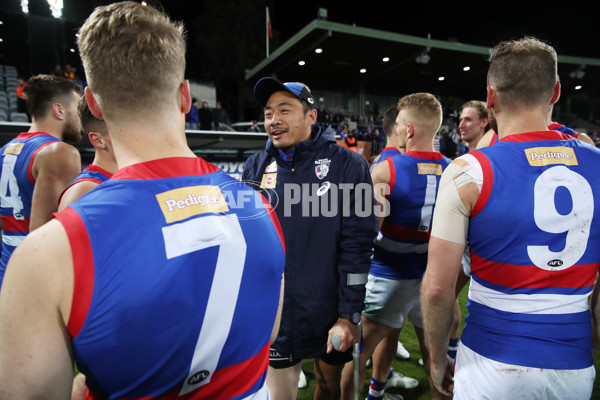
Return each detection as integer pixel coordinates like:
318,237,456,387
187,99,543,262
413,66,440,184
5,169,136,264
0,132,60,286
462,130,600,369
57,164,113,206
371,151,451,279
548,122,581,138
369,147,401,172
54,157,285,400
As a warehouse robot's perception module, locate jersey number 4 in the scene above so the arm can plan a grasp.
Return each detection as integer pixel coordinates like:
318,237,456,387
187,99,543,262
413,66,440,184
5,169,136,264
0,154,25,219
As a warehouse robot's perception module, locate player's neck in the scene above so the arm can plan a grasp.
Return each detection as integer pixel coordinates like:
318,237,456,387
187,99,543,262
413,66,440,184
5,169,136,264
405,137,435,153
496,110,549,139
28,120,63,140
92,154,118,175
107,118,196,169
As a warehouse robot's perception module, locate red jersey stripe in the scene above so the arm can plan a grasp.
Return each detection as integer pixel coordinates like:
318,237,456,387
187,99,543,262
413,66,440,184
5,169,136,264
471,252,598,289
54,207,95,338
89,342,270,400
469,151,493,218
0,215,30,232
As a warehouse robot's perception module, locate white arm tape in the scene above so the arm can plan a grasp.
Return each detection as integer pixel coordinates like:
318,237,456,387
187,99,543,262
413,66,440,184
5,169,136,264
430,163,473,244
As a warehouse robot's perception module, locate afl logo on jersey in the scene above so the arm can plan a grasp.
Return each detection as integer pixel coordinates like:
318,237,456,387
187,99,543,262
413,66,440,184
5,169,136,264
547,259,563,267
187,370,210,385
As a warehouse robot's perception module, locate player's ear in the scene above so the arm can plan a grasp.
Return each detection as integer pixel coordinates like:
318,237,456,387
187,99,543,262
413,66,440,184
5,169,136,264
486,86,496,110
407,123,414,138
85,87,104,120
180,80,191,114
51,102,65,120
550,80,561,106
88,131,106,150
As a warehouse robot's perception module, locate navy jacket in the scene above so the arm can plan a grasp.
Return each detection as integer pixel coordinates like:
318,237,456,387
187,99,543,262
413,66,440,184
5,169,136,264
242,123,378,361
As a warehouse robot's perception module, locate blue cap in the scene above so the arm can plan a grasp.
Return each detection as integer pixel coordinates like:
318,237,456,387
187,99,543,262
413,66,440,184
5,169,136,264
254,77,317,109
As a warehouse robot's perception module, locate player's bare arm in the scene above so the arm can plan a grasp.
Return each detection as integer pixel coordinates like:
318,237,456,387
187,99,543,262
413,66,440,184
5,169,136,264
30,142,81,231
371,160,391,229
0,219,75,398
421,159,479,395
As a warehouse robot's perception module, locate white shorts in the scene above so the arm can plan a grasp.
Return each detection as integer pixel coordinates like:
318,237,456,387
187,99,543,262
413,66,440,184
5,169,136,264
362,274,423,329
454,342,595,400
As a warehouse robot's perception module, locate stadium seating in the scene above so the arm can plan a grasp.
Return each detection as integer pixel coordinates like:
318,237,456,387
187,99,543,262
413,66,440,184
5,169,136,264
1,65,29,123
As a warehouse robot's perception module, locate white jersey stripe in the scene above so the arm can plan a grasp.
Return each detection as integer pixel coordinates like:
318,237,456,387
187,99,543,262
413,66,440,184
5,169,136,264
2,234,25,247
469,278,591,315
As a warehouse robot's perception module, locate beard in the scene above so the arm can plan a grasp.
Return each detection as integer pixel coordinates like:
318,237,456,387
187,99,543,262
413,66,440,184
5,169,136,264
62,115,83,143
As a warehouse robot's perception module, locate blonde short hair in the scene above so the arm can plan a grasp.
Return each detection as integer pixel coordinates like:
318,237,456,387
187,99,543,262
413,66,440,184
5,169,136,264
397,92,443,134
77,1,187,120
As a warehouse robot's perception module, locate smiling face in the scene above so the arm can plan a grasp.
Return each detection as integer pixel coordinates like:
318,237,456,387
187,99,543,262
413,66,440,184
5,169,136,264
459,106,487,144
263,91,316,151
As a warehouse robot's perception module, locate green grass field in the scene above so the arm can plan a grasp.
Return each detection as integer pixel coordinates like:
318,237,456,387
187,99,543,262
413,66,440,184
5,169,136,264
297,285,600,399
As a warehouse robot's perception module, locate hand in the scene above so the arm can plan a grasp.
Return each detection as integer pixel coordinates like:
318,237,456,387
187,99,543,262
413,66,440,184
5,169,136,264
326,318,360,353
429,355,454,397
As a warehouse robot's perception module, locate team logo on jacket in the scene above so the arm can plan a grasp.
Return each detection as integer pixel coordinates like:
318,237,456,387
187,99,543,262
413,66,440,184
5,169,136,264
315,158,331,179
264,160,278,173
261,173,277,189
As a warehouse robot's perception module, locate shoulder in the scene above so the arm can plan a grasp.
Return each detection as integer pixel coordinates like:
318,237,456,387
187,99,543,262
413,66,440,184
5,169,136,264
371,157,391,185
58,181,99,211
37,141,80,161
242,150,269,177
244,150,269,167
476,130,497,150
35,142,80,171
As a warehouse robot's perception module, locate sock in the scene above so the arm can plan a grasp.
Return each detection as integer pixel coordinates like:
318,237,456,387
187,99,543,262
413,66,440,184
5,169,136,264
387,368,394,380
448,338,459,361
367,376,387,400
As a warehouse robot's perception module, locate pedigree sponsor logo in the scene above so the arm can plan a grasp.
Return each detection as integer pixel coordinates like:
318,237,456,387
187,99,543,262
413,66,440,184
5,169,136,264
525,147,578,166
417,163,442,175
156,186,229,223
3,142,24,156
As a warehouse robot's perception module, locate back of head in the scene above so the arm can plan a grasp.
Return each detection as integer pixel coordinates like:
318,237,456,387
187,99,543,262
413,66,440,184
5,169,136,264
77,1,186,121
382,104,399,136
78,96,108,136
23,74,82,120
397,92,443,136
487,36,557,111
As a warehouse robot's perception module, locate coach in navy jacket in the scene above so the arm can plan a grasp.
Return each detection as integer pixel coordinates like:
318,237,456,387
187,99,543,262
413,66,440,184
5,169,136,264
242,77,378,397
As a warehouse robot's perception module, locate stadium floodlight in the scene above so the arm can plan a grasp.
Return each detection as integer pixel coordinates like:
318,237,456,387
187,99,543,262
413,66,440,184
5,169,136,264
317,8,328,20
569,65,585,80
47,0,63,19
21,0,29,14
416,50,430,64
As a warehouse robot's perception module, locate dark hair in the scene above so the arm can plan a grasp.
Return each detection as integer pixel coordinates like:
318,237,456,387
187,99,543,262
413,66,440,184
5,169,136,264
78,95,107,135
24,74,82,120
